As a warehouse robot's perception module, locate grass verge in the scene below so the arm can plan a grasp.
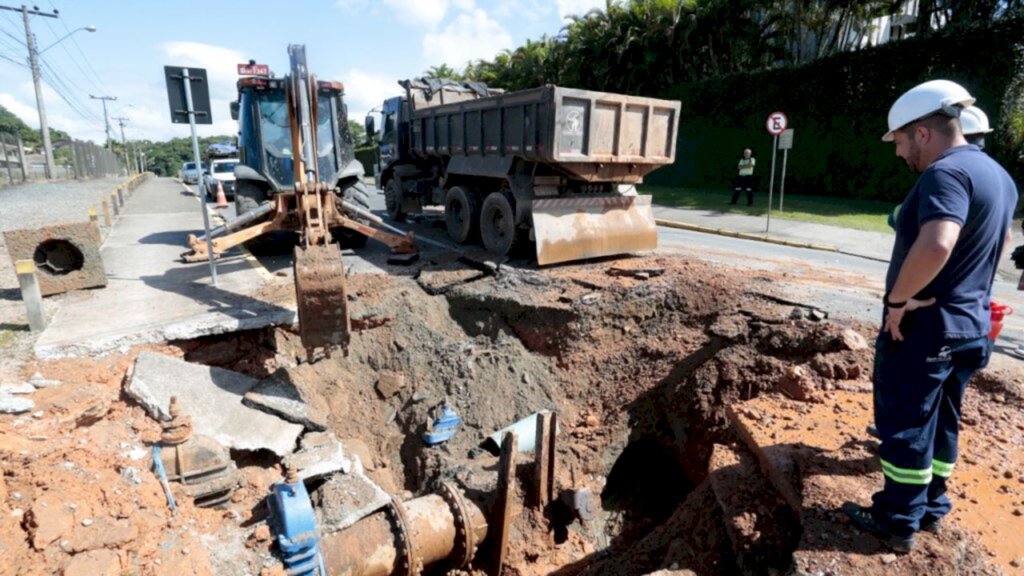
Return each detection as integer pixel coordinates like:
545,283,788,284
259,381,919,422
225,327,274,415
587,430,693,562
641,185,897,234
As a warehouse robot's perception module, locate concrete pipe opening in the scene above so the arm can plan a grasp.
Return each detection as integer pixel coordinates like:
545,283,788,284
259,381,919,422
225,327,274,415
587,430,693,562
33,239,85,276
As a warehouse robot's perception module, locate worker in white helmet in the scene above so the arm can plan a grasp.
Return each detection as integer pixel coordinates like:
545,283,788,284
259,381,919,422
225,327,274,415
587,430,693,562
959,105,994,149
843,80,1018,553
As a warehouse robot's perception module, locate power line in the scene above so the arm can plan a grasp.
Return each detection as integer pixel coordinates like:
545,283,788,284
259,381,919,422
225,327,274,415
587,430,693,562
40,5,104,94
47,1,106,93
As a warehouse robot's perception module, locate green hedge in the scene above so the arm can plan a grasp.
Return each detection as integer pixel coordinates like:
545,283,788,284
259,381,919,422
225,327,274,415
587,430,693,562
354,146,376,177
647,17,1024,203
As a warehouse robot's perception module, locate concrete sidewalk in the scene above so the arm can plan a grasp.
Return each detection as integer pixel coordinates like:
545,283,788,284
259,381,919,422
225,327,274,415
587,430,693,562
653,203,1022,281
34,177,295,358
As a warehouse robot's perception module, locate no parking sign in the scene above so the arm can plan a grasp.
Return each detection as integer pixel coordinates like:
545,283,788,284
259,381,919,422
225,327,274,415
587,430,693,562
766,111,788,135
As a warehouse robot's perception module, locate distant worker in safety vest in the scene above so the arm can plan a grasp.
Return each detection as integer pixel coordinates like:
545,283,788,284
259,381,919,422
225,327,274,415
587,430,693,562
730,148,755,206
842,80,1017,553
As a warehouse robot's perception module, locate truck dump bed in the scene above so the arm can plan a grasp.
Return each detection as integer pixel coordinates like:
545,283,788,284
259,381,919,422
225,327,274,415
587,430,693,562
408,84,680,182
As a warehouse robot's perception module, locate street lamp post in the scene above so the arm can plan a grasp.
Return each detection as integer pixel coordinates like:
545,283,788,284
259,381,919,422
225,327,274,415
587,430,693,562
0,3,96,180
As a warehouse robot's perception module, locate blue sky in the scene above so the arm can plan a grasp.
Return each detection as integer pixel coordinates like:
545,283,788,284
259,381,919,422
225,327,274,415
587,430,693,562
0,0,605,143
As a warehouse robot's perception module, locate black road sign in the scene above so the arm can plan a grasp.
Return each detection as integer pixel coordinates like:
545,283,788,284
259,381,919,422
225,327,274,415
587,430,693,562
163,66,212,125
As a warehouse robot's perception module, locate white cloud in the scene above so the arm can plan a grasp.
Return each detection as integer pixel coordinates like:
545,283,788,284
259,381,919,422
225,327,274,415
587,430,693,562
556,0,607,20
453,0,475,10
341,69,402,121
382,0,450,28
423,8,514,68
493,0,551,21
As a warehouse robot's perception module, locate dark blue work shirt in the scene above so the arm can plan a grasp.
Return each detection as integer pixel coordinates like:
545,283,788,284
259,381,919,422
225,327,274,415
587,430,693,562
886,144,1018,339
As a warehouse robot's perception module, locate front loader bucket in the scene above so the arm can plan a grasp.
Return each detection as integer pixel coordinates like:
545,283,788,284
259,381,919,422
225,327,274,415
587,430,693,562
294,243,350,355
532,195,658,266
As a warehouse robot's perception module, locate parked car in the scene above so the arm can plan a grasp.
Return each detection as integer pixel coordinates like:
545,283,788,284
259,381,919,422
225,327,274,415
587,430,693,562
203,158,239,200
180,161,207,185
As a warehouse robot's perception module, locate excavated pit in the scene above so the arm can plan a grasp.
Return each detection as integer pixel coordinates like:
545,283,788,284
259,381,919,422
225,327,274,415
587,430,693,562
7,253,1019,575
165,255,903,575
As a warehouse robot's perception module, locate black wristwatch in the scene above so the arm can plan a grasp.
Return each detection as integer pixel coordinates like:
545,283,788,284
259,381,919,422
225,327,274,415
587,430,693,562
883,293,907,309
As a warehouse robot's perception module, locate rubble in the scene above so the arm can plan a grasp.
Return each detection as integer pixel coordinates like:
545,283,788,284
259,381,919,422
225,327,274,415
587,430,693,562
0,382,36,394
0,394,34,413
282,431,352,481
242,371,327,432
126,351,302,455
312,471,390,533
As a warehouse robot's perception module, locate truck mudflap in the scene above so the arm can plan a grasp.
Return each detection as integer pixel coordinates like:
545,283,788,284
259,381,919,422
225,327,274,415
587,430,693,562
532,195,658,266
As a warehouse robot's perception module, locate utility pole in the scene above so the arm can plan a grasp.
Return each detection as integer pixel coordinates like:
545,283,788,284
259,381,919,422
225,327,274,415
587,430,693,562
89,95,116,149
0,4,59,179
113,116,131,175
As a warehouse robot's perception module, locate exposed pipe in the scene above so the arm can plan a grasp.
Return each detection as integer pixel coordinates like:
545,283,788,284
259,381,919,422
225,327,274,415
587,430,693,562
321,488,488,576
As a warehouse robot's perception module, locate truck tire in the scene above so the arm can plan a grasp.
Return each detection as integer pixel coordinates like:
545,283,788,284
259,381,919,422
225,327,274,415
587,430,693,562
235,180,265,216
480,192,516,256
332,180,370,248
384,179,406,222
445,186,480,244
235,181,297,255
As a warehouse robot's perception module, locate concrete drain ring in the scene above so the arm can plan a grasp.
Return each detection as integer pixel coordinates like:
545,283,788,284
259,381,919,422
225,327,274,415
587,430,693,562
33,239,84,276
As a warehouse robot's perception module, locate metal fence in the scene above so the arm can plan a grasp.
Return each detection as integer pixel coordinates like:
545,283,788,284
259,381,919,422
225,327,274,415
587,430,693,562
0,132,124,186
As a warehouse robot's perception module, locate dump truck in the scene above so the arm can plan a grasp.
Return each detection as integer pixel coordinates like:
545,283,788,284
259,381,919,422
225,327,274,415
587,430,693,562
367,79,681,265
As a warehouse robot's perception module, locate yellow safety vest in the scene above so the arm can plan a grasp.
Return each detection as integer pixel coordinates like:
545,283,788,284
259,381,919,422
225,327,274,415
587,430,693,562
738,157,755,176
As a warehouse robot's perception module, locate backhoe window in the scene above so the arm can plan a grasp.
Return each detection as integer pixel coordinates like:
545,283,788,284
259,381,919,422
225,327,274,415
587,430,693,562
257,91,294,186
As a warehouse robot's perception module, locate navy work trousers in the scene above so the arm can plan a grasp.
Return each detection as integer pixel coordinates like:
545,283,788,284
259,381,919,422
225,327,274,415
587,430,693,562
870,332,990,538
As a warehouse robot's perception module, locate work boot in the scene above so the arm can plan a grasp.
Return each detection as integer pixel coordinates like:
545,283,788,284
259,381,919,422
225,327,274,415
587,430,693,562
919,515,943,534
842,502,915,553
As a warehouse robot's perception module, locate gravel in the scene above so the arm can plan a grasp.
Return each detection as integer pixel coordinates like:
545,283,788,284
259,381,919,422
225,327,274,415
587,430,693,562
0,176,129,233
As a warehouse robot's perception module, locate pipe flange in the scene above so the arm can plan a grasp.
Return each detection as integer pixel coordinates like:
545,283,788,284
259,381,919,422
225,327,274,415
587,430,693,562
388,496,420,576
438,480,477,567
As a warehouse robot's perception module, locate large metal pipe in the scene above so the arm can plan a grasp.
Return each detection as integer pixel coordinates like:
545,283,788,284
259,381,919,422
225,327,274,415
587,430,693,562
321,492,488,576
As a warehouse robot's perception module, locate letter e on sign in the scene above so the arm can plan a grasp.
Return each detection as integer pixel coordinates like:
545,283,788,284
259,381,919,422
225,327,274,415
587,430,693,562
766,111,787,136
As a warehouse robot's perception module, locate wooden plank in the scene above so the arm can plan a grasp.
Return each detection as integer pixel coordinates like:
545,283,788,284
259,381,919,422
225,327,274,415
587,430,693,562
491,431,518,576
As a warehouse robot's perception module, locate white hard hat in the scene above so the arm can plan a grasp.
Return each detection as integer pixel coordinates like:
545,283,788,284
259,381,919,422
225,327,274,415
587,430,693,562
960,105,993,136
882,79,975,142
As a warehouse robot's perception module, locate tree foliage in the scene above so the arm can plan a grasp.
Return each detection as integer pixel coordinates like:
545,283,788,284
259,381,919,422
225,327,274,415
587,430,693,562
456,0,1019,94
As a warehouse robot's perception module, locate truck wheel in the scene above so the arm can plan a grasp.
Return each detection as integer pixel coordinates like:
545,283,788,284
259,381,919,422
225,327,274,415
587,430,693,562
480,192,516,256
341,179,372,211
333,180,371,248
235,182,296,255
445,186,480,243
235,181,265,216
384,179,406,222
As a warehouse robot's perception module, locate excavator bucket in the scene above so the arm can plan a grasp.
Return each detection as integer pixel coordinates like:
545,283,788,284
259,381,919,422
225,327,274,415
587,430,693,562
532,195,658,266
294,243,350,355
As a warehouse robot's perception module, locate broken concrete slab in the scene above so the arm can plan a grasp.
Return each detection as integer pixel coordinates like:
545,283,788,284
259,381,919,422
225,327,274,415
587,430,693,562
1,382,36,395
242,371,327,432
126,351,302,456
4,222,106,296
283,432,351,482
28,373,62,389
0,395,34,414
311,471,390,534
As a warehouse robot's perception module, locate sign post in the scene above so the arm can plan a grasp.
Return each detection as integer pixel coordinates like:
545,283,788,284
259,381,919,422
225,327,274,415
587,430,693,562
777,128,794,212
164,66,217,286
764,111,787,232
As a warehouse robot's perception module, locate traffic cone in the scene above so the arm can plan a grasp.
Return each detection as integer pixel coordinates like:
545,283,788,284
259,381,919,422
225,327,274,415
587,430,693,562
215,180,229,209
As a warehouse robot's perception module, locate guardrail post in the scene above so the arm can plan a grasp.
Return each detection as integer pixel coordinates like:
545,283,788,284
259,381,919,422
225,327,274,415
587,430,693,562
88,208,100,242
110,191,120,216
15,260,46,332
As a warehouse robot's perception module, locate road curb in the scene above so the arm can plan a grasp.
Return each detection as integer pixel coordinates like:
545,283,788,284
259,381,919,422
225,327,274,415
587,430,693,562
655,218,890,263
